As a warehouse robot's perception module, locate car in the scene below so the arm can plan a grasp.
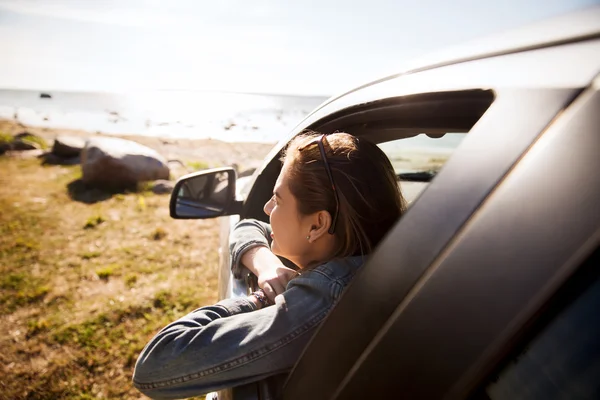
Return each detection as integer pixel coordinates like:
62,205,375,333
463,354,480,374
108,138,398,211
168,7,600,400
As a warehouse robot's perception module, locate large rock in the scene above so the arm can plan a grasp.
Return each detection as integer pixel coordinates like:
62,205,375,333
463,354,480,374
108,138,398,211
40,152,81,165
81,137,170,189
151,179,175,195
52,135,86,158
10,138,40,151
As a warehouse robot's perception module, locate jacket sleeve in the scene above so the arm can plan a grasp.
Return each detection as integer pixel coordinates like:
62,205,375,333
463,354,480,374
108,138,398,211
229,219,272,279
132,272,338,399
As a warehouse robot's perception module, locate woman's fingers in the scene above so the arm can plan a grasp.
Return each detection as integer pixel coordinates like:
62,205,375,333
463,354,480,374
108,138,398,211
261,282,277,304
268,279,286,296
257,266,296,294
273,267,297,288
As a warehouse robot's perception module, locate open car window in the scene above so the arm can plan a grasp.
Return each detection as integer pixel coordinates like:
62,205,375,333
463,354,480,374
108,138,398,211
243,89,494,222
378,133,466,204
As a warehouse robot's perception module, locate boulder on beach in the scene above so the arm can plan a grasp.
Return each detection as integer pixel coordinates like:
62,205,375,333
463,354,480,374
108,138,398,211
151,179,175,195
52,135,86,158
41,152,81,166
40,93,52,99
81,137,170,189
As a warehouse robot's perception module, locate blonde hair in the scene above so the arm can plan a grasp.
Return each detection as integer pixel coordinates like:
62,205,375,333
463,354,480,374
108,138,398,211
282,131,406,258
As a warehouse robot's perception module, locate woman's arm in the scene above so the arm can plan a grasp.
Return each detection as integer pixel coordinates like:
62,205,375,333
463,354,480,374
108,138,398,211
228,219,272,279
229,219,298,301
133,273,337,399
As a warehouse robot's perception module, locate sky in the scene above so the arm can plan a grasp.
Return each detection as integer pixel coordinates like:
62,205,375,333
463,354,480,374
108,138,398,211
0,0,598,96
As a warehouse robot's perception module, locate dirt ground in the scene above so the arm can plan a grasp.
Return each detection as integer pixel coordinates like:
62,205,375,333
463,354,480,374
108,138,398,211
0,119,275,400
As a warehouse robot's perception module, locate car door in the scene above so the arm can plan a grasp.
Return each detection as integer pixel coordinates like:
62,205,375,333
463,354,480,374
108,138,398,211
209,30,599,400
283,71,600,400
223,86,580,399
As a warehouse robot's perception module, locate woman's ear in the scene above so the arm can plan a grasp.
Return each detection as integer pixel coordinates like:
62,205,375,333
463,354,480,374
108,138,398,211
308,210,332,242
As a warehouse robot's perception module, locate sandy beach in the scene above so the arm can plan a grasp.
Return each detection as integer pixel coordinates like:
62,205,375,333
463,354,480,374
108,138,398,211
0,118,277,174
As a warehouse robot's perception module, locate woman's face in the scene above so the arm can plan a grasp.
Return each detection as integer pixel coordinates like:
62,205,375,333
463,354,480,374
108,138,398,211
263,162,312,265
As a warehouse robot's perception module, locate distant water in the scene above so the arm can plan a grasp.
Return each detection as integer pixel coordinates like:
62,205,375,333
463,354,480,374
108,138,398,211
0,89,466,151
0,89,329,143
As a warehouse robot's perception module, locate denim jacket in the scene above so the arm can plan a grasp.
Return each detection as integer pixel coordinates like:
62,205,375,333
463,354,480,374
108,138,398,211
133,219,365,399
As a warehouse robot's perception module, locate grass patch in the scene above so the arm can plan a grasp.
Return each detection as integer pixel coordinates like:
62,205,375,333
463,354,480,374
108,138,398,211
84,214,105,229
27,318,51,338
0,130,12,145
0,131,49,149
124,273,138,288
186,160,210,171
136,195,147,211
0,156,219,399
0,273,49,312
81,251,101,260
136,181,155,193
96,264,119,280
20,133,49,149
151,226,168,240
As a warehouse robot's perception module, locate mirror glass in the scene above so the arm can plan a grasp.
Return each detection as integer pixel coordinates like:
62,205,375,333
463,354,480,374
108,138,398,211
173,170,232,218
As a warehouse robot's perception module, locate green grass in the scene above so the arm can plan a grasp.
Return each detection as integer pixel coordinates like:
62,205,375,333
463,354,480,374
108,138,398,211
0,131,49,149
84,214,105,229
151,226,168,240
81,251,101,260
96,264,119,280
0,272,49,312
0,130,12,145
20,133,49,149
186,160,210,171
0,156,219,399
124,273,138,288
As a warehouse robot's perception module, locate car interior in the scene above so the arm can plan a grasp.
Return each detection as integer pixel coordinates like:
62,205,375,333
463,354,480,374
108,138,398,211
242,89,495,223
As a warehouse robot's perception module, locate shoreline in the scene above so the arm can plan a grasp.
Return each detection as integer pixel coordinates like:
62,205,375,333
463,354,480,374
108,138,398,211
0,88,326,145
0,118,276,172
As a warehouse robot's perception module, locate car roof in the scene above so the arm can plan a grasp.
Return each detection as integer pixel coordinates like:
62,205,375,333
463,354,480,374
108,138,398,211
250,29,600,171
317,5,600,114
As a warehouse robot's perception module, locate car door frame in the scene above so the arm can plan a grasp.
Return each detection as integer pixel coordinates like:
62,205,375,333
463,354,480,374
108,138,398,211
215,36,600,400
283,78,600,399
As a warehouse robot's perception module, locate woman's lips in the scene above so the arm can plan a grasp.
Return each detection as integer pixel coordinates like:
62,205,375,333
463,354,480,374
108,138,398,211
270,232,275,239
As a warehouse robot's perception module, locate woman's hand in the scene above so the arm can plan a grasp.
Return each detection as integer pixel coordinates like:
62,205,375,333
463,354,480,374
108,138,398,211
241,246,298,303
257,264,298,303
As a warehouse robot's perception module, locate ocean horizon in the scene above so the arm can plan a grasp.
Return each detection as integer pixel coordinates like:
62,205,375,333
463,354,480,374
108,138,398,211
0,88,329,143
0,88,465,152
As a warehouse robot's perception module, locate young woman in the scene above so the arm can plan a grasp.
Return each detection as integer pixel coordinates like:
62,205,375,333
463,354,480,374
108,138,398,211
133,132,406,399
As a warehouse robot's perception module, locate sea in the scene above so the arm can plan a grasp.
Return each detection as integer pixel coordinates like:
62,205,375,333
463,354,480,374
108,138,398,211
0,89,329,144
0,89,465,152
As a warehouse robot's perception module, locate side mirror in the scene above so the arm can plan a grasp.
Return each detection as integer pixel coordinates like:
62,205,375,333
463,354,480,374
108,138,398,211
169,167,242,219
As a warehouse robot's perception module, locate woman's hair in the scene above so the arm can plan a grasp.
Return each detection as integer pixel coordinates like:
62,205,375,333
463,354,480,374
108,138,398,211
282,131,407,258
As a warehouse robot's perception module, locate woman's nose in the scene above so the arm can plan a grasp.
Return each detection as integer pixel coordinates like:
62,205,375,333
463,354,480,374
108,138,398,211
263,199,273,216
